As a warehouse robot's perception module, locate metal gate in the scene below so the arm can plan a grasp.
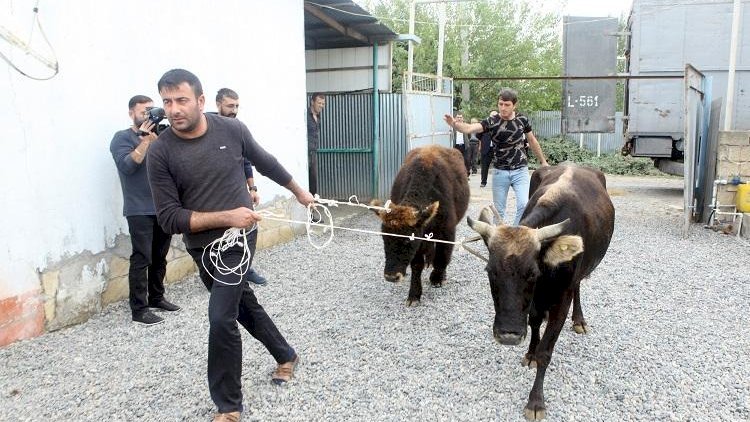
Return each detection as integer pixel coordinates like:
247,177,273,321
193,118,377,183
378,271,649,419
317,73,453,202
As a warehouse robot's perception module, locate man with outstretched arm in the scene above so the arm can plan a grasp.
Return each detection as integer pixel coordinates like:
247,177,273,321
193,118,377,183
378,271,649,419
147,69,314,422
444,88,548,225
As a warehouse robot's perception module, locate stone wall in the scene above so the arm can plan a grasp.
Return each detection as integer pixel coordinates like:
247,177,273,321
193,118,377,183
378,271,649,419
715,131,750,237
4,197,307,345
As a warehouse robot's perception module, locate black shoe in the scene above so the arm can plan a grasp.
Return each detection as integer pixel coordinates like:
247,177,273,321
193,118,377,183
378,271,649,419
149,299,181,312
132,311,164,325
480,183,486,188
310,214,322,224
245,268,268,286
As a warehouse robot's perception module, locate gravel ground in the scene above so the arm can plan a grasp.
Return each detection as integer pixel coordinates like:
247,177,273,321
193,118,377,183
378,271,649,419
1,174,749,421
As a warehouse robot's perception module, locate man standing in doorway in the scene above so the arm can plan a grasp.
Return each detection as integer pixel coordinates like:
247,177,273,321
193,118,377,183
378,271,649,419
148,69,313,421
451,111,471,177
110,95,181,326
444,89,548,225
307,92,325,196
213,88,268,286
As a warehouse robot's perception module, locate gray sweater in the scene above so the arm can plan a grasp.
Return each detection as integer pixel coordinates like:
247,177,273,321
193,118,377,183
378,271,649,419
147,113,292,248
110,128,156,216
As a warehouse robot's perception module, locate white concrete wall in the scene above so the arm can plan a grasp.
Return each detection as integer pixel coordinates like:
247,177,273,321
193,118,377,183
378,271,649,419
0,0,307,301
305,45,392,92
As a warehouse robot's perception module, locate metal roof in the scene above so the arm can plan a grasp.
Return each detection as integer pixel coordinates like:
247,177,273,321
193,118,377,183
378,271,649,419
304,0,399,49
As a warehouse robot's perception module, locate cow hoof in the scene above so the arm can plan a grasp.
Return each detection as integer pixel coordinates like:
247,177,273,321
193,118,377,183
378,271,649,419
405,299,421,307
523,405,546,420
522,355,538,368
572,323,590,334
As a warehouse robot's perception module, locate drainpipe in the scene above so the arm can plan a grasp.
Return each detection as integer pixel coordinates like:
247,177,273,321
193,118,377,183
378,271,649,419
724,0,742,130
372,44,380,199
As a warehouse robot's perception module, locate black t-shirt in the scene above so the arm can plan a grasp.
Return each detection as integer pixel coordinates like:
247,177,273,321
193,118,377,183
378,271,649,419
480,113,532,169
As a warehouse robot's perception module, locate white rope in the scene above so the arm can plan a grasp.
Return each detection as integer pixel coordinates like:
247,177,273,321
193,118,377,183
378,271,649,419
201,226,255,286
202,196,489,281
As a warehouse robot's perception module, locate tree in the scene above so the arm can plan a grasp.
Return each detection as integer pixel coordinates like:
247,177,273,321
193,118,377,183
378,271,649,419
366,0,563,118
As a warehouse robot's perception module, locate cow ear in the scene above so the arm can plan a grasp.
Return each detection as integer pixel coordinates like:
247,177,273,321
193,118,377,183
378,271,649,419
418,201,440,226
543,235,583,267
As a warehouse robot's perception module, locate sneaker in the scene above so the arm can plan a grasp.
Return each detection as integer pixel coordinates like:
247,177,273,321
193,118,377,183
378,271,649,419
271,355,299,385
212,411,240,422
132,310,164,325
245,268,268,286
149,299,181,312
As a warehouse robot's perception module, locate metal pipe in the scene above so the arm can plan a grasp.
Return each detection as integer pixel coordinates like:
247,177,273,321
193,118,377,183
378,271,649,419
407,1,416,91
724,0,742,130
436,2,446,93
372,44,380,199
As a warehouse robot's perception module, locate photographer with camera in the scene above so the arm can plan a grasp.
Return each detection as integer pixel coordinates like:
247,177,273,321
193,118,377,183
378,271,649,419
110,95,180,326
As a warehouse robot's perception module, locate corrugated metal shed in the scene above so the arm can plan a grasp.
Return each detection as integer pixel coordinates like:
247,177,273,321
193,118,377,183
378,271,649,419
304,0,399,49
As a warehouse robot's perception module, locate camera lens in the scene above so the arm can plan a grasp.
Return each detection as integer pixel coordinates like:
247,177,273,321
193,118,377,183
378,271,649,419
148,107,166,124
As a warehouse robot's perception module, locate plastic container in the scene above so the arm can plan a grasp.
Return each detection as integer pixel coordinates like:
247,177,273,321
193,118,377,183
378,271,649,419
737,183,750,213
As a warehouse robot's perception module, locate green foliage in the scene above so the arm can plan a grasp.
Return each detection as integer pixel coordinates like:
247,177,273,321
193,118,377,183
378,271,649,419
365,0,563,116
529,137,665,176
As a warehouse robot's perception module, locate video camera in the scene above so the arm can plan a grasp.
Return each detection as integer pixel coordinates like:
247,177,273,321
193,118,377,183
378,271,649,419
140,107,169,135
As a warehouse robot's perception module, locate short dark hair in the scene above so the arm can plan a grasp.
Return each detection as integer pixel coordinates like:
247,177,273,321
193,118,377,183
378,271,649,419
310,92,325,103
216,88,238,103
128,95,152,110
157,69,203,97
498,88,518,104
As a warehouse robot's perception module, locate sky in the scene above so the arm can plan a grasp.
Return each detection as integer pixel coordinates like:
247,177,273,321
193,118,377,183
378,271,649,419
562,0,633,17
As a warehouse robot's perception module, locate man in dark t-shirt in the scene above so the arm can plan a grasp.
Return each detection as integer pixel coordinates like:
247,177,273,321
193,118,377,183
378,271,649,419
444,88,548,225
307,92,325,196
147,69,314,422
110,95,180,326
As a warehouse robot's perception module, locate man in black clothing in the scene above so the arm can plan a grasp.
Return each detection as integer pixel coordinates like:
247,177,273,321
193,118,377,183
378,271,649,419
479,110,498,187
110,95,181,326
147,69,314,422
214,88,268,287
307,92,325,196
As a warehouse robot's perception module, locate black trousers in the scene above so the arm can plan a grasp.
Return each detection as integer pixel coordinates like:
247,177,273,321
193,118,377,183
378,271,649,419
187,229,295,413
126,215,171,316
453,144,470,176
308,151,318,196
480,152,493,185
468,142,479,172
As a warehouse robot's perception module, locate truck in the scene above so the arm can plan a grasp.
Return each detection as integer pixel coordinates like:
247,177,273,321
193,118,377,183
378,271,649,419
622,0,750,175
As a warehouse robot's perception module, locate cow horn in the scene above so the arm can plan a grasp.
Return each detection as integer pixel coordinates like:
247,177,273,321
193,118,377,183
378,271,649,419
478,206,494,224
467,216,494,239
535,219,570,241
489,203,503,224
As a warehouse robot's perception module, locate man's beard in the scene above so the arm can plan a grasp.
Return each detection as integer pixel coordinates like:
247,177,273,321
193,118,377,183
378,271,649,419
226,112,237,118
134,116,147,127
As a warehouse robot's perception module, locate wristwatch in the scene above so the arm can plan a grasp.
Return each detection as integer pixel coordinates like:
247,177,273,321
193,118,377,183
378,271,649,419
248,185,258,192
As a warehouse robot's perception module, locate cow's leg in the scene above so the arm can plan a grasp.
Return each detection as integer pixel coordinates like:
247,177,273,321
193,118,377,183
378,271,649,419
406,248,426,307
522,308,543,368
524,291,573,421
429,231,455,288
571,285,589,334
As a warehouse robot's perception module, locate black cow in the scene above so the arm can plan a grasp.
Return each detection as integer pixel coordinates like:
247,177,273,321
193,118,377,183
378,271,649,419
372,145,470,306
467,164,615,420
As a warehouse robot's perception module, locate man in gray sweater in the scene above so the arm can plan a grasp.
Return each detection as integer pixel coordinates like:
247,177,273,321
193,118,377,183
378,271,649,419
110,95,181,326
147,69,314,422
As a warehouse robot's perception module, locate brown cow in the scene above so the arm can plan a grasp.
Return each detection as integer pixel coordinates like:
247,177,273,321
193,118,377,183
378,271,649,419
373,145,470,306
467,164,615,420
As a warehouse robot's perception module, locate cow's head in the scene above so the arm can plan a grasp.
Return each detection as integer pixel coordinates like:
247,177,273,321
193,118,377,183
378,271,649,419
467,207,583,346
371,200,439,282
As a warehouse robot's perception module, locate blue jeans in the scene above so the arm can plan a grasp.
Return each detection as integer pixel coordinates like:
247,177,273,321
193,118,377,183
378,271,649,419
491,167,530,226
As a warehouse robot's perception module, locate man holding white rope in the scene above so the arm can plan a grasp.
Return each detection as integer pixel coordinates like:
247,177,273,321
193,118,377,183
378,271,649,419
147,69,314,422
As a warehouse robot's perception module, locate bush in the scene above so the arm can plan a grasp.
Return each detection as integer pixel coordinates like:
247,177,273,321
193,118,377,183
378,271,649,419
528,136,666,176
